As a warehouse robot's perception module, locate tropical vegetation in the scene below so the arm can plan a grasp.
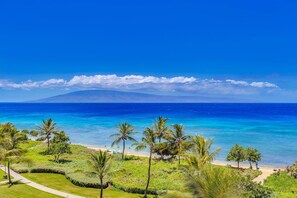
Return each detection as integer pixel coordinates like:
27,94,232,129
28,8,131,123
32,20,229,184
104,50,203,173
0,117,293,198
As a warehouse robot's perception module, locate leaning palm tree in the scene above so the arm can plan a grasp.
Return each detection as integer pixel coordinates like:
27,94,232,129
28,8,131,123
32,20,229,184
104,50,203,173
153,116,169,142
188,135,221,170
168,124,189,165
36,118,58,151
89,151,112,198
110,122,137,159
134,127,156,198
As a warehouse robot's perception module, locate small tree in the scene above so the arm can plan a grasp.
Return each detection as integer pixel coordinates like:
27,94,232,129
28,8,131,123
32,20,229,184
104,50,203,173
134,127,156,198
227,144,246,169
110,122,137,160
89,151,112,198
246,147,261,169
49,131,71,163
36,118,58,151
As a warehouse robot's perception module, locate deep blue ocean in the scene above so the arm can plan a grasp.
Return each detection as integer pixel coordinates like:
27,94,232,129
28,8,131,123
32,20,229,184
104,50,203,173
0,103,296,167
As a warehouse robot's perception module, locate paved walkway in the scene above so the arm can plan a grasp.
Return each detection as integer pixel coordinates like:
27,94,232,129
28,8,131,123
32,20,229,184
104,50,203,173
0,166,84,198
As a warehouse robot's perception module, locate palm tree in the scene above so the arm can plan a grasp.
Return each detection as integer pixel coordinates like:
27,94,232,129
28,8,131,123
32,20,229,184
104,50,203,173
0,124,26,184
110,122,137,159
188,135,221,170
134,127,156,198
168,124,189,165
153,116,169,142
36,118,58,150
89,151,112,198
186,165,241,198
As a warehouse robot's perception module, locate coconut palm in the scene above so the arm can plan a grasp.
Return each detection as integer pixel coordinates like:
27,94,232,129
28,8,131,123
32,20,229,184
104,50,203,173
110,122,137,159
36,118,58,151
89,150,112,198
153,116,169,142
187,135,221,170
168,124,189,165
134,127,156,198
0,123,26,184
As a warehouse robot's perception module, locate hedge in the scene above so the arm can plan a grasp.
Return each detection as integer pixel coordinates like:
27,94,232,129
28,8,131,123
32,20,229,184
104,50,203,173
12,167,161,195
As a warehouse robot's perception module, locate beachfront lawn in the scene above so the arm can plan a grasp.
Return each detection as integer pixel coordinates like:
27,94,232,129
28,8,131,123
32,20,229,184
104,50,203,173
0,182,61,198
22,173,150,198
264,172,297,197
13,140,187,193
10,140,261,196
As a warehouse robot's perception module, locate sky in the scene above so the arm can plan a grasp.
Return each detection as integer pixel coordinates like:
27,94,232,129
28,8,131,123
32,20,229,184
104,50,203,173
0,0,297,102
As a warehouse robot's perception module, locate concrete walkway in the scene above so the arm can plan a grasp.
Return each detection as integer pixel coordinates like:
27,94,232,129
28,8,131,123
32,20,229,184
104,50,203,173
0,166,84,198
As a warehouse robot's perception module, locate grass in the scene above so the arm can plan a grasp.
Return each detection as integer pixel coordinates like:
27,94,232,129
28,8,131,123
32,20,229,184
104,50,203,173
9,140,261,197
0,169,5,181
264,172,297,197
13,140,187,192
0,182,61,198
22,173,150,198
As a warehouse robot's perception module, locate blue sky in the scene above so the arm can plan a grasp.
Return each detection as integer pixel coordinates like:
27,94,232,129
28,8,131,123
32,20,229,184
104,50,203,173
0,0,297,102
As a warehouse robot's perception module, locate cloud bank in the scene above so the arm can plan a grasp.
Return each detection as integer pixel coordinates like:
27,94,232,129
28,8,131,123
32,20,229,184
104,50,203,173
0,74,279,95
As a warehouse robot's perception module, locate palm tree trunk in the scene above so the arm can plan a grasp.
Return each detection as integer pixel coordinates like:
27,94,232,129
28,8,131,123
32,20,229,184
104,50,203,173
100,177,103,198
237,161,240,169
7,160,12,184
144,150,152,198
256,161,259,170
47,136,50,150
122,140,125,160
178,145,181,166
249,161,252,169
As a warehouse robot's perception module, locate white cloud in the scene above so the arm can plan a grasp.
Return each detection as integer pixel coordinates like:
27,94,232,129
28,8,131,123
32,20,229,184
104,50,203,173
250,82,278,88
226,79,278,88
0,74,279,95
67,75,196,86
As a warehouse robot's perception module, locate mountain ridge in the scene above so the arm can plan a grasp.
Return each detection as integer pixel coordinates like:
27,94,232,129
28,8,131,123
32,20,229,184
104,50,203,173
29,90,245,103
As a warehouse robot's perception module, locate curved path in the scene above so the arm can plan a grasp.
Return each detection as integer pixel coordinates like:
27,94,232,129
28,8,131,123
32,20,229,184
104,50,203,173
0,166,84,198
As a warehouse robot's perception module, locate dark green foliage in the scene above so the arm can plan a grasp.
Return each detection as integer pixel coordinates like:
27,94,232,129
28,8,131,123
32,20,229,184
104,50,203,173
242,179,273,198
227,144,246,168
49,131,71,163
286,161,297,178
245,147,262,169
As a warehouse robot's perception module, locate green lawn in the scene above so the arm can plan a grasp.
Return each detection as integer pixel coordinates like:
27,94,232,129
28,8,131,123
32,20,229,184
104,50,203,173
22,173,154,198
0,182,61,198
10,140,260,197
0,169,5,181
12,141,187,192
264,172,297,197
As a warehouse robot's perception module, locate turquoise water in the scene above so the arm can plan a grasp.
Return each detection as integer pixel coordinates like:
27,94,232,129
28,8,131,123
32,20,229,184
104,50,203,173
0,103,296,167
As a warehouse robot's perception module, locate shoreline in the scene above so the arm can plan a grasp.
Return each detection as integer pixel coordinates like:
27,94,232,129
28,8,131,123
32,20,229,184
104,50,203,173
80,143,283,173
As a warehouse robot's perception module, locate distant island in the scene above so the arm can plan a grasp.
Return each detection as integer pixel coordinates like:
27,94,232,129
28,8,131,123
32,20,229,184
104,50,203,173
29,90,241,103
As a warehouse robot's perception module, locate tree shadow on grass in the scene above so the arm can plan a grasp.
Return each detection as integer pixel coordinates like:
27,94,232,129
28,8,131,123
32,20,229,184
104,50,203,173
48,159,72,164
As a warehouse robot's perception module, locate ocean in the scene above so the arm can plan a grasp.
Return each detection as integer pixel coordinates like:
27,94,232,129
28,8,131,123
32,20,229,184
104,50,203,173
0,103,296,167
